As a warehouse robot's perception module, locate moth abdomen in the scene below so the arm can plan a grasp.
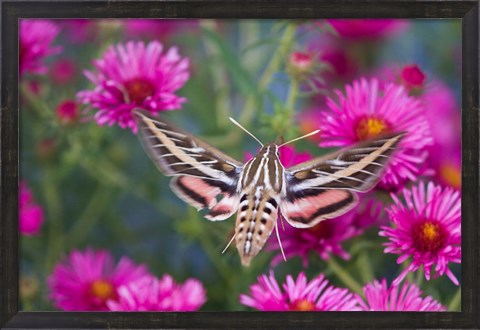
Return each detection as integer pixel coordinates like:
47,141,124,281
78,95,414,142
234,191,278,266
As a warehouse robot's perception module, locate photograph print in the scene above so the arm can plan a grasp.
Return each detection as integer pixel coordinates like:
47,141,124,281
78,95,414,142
18,18,461,312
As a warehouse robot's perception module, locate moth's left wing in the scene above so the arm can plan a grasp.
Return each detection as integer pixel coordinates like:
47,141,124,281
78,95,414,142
135,110,243,221
280,132,404,228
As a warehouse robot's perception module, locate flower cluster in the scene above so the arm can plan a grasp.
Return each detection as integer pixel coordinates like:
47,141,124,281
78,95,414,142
19,181,44,236
48,248,206,311
240,272,361,311
358,279,445,311
19,20,61,77
240,273,445,312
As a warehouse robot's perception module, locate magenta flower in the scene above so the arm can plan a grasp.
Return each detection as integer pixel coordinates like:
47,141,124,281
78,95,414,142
421,81,461,190
375,64,427,93
56,100,79,124
358,279,446,311
19,20,61,77
270,199,384,266
107,274,206,311
422,81,460,150
49,58,76,85
57,19,96,43
319,47,358,83
400,65,426,90
240,272,361,311
77,41,190,132
380,182,461,285
124,19,196,39
48,248,149,310
428,145,461,190
326,19,408,40
279,145,312,167
19,181,44,236
315,78,434,190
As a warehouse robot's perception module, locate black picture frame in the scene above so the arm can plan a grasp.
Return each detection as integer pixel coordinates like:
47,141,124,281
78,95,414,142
1,1,479,328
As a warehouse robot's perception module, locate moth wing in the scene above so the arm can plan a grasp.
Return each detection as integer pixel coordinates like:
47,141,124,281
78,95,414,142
280,132,404,228
170,176,240,221
279,189,358,228
135,110,243,221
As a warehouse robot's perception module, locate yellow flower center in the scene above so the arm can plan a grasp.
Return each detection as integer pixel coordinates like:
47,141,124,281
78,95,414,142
90,279,116,302
124,77,155,104
439,162,461,189
356,117,389,140
290,299,316,311
412,220,446,253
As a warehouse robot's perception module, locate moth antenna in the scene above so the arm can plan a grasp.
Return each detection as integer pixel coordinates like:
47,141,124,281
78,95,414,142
229,117,263,146
222,232,236,254
275,218,287,262
280,215,285,231
278,129,321,147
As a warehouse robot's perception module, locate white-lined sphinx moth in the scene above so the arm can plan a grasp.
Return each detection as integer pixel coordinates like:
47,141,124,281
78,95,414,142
135,110,404,266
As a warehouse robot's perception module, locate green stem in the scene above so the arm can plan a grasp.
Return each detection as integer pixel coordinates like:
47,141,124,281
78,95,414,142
67,185,116,247
356,251,374,284
240,22,297,124
285,79,299,121
20,83,50,119
43,167,65,271
415,267,424,287
186,209,232,280
448,287,461,311
200,20,232,128
206,23,298,147
327,257,365,297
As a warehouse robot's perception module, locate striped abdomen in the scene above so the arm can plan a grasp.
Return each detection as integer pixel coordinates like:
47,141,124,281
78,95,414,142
235,144,284,266
234,188,279,266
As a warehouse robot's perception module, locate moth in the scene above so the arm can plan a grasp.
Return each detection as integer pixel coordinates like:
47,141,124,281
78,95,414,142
134,110,404,266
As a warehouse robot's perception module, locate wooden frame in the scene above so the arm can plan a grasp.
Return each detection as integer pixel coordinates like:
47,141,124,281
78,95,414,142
1,1,478,328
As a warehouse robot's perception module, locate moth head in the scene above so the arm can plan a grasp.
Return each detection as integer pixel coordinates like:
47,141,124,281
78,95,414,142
259,143,280,158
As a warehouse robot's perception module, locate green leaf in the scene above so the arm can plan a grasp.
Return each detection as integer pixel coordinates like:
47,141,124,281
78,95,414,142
202,27,257,96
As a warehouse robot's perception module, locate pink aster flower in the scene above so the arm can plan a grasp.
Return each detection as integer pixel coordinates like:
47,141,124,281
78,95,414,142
420,81,461,189
271,199,384,266
326,19,408,40
400,65,426,90
358,279,446,311
240,271,361,311
319,47,358,83
19,20,62,77
421,81,461,151
48,248,149,310
107,274,206,311
380,182,461,285
56,100,79,124
49,58,76,85
428,145,461,190
316,78,434,190
19,181,44,236
124,19,196,39
77,41,190,132
375,64,427,93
